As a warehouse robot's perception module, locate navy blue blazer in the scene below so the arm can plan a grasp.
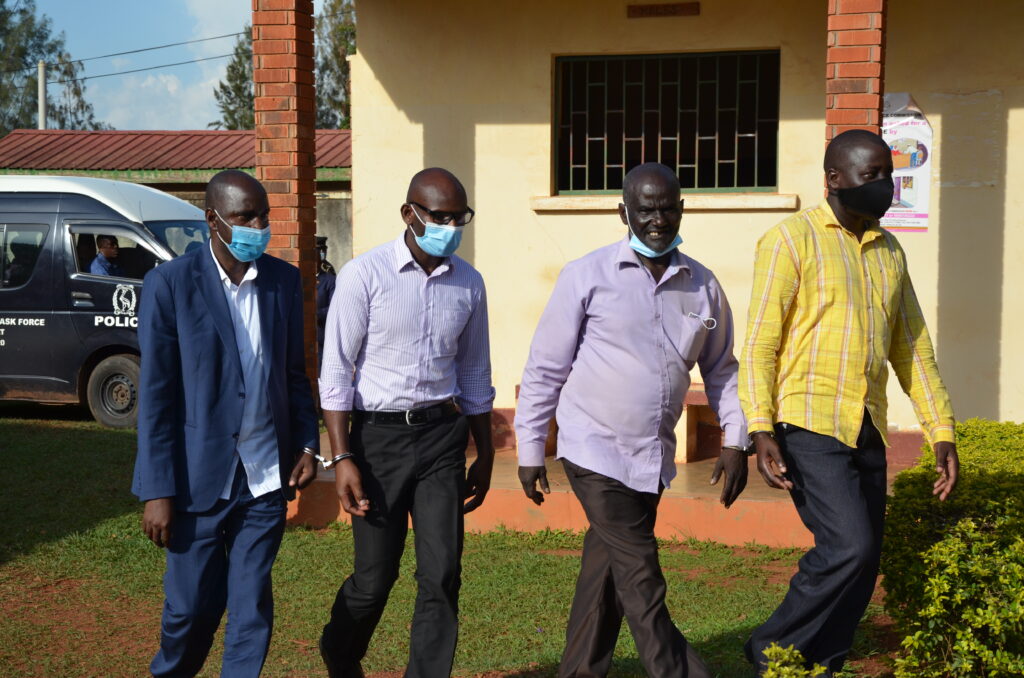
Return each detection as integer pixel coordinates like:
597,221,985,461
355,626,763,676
132,246,319,513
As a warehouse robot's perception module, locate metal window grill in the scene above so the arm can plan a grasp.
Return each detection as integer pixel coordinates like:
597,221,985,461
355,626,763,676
555,51,780,194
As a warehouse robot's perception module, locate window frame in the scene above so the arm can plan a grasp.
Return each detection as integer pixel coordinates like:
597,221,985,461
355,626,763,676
0,222,51,291
64,221,168,284
551,49,781,196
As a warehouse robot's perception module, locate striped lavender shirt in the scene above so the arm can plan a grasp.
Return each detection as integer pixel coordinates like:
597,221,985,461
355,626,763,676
319,233,495,415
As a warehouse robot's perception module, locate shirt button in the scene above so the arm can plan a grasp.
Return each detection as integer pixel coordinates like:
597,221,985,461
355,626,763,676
238,392,245,398
232,432,239,439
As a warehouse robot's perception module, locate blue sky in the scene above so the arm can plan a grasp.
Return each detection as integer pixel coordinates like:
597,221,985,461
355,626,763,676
36,1,323,130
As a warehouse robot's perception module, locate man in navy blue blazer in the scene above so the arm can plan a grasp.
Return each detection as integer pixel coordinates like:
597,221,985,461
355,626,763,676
133,170,319,677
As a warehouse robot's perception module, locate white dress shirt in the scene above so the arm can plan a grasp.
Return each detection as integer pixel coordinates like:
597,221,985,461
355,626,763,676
319,233,494,414
210,244,280,499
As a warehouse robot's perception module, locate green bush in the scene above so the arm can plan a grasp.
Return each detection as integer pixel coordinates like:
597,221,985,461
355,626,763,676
882,419,1024,675
761,643,826,677
893,512,1024,677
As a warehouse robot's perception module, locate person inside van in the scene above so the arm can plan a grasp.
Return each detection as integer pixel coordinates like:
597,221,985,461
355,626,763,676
90,235,125,277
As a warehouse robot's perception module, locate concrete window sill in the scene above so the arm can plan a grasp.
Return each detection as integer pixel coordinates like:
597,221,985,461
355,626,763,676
530,193,800,212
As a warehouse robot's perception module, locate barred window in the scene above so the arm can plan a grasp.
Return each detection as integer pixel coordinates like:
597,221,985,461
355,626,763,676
554,51,780,194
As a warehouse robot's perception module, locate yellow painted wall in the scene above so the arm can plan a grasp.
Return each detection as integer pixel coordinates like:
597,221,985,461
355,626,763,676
350,0,1024,432
884,0,1024,427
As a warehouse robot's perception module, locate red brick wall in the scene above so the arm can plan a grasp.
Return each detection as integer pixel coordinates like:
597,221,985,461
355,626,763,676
252,0,319,392
826,0,887,139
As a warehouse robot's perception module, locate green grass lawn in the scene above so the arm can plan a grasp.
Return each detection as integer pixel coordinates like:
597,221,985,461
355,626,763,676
0,410,891,677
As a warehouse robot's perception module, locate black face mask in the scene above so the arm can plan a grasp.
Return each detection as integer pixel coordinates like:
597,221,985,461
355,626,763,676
835,178,894,220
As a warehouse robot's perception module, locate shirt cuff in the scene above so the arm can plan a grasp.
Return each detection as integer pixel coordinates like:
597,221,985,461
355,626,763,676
929,424,956,445
318,384,353,411
457,388,496,416
722,423,751,450
516,440,547,467
746,416,774,436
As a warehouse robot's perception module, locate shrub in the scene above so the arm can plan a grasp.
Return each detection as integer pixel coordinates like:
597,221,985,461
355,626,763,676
893,512,1024,677
761,643,826,677
882,419,1024,676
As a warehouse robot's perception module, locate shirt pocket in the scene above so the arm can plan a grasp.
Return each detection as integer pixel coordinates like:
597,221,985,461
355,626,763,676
678,315,709,362
433,306,471,358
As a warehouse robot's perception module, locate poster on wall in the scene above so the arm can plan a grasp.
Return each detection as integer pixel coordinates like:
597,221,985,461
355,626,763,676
881,93,932,233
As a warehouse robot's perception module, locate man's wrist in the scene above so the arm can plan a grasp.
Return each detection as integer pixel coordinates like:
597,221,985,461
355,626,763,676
310,449,355,469
723,444,757,457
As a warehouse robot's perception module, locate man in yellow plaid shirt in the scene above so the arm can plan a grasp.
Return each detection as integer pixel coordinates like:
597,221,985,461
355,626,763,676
739,130,959,676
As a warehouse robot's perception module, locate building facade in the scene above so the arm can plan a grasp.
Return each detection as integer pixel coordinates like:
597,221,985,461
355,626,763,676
347,0,1024,452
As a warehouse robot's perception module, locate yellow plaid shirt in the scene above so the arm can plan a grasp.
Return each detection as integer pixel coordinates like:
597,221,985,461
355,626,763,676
739,202,955,447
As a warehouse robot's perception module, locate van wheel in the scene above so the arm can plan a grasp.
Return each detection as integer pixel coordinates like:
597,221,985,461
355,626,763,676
86,355,140,429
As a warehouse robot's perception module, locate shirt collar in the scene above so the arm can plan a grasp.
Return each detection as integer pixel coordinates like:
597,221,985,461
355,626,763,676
817,200,886,244
613,237,690,274
209,240,258,285
391,232,454,275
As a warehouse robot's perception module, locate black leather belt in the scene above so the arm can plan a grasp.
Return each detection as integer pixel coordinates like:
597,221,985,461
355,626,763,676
355,399,459,426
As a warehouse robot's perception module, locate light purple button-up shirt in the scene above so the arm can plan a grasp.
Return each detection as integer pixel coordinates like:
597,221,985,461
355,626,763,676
514,239,748,493
319,233,495,415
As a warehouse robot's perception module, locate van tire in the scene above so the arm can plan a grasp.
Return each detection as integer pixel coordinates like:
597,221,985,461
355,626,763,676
86,355,140,429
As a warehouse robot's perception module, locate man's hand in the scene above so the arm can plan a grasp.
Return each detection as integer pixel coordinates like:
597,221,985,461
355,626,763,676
709,448,749,508
518,465,550,505
463,456,493,514
335,458,369,517
753,431,793,491
289,452,318,490
142,497,174,548
933,441,959,501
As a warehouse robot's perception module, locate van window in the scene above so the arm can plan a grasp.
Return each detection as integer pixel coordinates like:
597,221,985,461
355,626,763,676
0,224,49,289
72,229,160,281
146,219,209,257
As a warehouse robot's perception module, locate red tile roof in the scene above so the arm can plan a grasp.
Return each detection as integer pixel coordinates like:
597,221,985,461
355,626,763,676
0,129,350,170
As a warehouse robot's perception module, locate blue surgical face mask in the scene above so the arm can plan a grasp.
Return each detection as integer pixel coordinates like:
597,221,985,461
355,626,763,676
625,207,682,259
213,209,271,262
408,207,463,257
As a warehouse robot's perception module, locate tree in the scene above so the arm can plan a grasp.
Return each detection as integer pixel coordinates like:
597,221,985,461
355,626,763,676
315,0,355,129
209,4,355,131
209,26,253,130
0,0,108,135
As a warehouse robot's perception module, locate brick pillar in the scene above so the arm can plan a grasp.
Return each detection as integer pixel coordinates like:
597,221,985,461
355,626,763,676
825,0,887,140
252,0,318,391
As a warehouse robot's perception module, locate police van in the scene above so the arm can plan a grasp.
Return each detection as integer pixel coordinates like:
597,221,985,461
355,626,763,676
0,176,209,427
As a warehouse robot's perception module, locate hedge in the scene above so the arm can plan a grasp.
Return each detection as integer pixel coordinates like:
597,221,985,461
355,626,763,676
881,418,1024,676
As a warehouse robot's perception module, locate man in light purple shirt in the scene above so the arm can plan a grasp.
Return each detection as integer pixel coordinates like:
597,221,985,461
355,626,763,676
515,163,749,678
317,168,496,678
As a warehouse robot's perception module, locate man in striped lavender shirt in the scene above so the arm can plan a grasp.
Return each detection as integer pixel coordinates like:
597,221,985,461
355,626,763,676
316,168,496,678
740,130,959,676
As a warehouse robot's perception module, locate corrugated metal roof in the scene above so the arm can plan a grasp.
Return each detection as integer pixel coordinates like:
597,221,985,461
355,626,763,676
0,129,351,170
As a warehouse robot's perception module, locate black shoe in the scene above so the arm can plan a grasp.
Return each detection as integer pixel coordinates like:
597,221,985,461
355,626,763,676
319,634,364,678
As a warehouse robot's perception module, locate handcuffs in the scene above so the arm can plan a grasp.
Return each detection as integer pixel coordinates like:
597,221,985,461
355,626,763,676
303,447,354,470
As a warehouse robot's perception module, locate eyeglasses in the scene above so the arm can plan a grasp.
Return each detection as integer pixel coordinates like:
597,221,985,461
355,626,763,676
408,202,475,226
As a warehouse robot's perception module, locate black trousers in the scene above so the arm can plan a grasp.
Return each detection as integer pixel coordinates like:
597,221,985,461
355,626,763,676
746,412,887,675
560,459,711,678
322,413,470,678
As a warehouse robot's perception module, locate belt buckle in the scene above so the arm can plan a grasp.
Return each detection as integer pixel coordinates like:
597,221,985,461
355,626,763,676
405,409,414,426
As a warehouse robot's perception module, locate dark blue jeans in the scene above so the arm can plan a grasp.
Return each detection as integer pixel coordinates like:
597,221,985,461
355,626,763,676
746,412,887,676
